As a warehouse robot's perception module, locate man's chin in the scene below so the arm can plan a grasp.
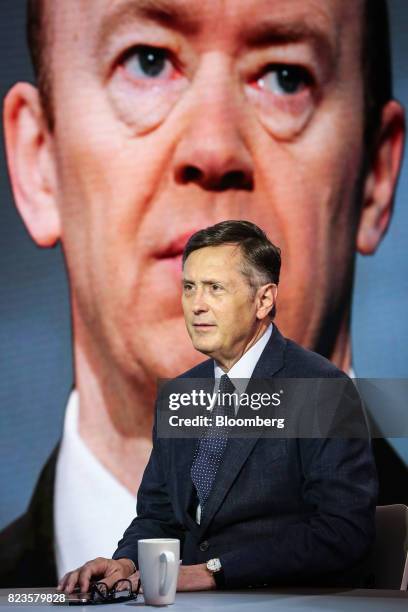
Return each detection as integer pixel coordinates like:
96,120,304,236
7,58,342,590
191,338,218,357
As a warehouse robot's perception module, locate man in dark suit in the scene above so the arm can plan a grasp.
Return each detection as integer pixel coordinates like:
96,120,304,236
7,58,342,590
1,0,405,589
59,221,377,593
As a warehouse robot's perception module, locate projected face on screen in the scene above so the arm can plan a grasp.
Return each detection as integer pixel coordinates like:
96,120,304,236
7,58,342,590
4,0,404,386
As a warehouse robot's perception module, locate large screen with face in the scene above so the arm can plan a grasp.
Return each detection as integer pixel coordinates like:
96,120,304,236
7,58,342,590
0,0,407,587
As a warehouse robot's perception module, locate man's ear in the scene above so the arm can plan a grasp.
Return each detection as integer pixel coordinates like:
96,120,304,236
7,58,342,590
3,82,61,247
357,100,405,255
256,284,278,320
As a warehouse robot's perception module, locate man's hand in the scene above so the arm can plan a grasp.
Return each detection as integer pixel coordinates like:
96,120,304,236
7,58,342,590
176,564,216,591
57,557,137,594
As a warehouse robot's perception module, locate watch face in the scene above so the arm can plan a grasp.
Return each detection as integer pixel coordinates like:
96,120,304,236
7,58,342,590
207,558,221,573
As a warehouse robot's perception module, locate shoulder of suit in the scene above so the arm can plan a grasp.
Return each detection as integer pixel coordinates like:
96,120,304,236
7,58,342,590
283,337,348,379
176,359,213,379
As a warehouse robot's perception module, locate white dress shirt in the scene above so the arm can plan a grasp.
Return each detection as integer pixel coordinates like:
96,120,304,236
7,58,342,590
54,391,137,580
214,324,273,393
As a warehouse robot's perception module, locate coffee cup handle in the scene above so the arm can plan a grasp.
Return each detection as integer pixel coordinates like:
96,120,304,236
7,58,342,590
159,551,176,596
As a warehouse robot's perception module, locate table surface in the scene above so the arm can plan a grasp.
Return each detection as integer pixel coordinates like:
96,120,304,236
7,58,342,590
1,588,408,611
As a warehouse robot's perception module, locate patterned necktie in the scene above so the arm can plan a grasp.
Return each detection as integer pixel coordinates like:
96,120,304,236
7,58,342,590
191,374,236,511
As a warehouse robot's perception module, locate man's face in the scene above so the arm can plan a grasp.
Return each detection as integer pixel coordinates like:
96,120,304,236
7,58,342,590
46,0,366,380
182,245,260,362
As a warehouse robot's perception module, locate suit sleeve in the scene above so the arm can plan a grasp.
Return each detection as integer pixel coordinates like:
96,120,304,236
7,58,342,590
219,377,378,588
112,412,185,568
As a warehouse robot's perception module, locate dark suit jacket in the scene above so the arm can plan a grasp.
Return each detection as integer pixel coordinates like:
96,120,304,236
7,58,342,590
112,327,378,588
1,327,407,587
0,446,58,587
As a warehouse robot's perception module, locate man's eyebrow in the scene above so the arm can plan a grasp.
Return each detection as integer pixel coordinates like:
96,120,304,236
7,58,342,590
202,279,224,286
244,18,336,61
182,279,224,286
98,0,199,43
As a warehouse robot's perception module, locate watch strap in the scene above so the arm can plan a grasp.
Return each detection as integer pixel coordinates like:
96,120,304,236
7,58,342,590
212,566,225,589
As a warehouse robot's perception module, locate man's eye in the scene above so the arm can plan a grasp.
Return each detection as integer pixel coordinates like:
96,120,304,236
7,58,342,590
122,45,173,79
211,284,222,291
257,65,312,95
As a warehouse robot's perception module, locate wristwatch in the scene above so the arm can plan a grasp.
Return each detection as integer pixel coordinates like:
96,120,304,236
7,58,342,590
206,558,225,588
206,558,222,574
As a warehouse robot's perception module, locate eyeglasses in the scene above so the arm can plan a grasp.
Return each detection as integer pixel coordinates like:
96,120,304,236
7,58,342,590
88,578,141,604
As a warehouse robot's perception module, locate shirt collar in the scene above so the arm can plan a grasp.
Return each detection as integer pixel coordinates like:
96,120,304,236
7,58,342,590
214,324,273,388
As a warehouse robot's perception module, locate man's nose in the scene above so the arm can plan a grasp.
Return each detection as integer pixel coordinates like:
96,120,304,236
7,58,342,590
173,60,254,192
192,289,209,314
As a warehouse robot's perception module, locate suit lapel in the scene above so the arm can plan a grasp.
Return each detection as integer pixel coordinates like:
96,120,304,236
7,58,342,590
250,325,287,379
198,326,287,534
168,359,215,529
198,436,261,533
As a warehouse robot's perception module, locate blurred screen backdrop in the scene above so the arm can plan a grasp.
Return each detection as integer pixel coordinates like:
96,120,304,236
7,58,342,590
0,0,407,529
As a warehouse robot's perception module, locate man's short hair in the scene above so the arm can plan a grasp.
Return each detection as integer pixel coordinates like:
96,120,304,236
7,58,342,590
183,220,281,318
26,0,393,149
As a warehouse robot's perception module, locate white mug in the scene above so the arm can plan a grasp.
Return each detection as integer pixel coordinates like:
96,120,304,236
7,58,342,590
138,538,180,606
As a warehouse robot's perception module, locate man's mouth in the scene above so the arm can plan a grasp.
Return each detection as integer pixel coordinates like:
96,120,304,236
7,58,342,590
193,323,216,329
